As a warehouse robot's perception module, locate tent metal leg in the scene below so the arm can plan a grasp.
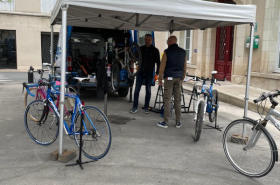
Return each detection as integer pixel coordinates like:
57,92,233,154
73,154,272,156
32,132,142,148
244,23,254,118
58,4,68,156
51,25,54,76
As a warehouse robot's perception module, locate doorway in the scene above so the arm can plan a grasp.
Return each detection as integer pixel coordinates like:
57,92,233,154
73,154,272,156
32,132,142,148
215,0,235,81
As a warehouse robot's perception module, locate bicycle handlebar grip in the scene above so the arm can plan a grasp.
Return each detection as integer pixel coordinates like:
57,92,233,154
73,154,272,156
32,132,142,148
253,92,267,103
23,82,37,97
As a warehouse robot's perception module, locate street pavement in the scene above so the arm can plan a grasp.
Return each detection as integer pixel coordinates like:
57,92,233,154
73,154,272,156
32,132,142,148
0,72,280,185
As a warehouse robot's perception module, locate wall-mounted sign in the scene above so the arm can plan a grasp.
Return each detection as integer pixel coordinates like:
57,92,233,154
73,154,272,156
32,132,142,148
255,22,258,32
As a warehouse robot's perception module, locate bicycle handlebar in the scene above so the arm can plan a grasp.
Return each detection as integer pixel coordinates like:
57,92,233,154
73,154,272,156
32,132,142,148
253,90,280,106
22,82,37,97
186,74,210,82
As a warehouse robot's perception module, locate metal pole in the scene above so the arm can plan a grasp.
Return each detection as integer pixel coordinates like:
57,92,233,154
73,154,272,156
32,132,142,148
244,23,254,118
58,4,68,156
104,41,108,115
51,25,54,76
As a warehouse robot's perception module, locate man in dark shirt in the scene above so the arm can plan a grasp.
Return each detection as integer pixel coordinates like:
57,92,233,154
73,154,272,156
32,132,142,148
130,34,160,114
157,36,187,128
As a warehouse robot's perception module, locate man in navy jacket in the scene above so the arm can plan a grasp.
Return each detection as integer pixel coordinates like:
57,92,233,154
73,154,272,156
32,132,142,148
130,34,160,114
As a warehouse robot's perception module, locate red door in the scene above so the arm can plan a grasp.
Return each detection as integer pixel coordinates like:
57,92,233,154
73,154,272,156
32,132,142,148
215,26,234,81
215,0,235,81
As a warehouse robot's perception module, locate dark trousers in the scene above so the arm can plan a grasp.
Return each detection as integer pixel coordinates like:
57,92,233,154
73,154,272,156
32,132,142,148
133,74,153,109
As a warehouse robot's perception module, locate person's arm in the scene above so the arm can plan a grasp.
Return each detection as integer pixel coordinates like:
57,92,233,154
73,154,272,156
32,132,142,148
158,52,167,85
155,49,160,75
182,57,187,80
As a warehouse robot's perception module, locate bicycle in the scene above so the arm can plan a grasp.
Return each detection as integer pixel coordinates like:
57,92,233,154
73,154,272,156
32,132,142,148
24,79,112,160
187,71,220,141
110,38,142,92
223,90,280,177
23,65,77,117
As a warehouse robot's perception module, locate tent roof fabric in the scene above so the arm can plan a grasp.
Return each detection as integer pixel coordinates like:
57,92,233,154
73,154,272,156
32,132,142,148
51,0,256,31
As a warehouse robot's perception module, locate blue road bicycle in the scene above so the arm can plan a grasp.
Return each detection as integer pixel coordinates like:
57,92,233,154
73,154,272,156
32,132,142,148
24,79,111,160
187,71,220,141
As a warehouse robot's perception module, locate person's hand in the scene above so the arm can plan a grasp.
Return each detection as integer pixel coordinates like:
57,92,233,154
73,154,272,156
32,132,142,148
154,74,158,81
158,79,163,86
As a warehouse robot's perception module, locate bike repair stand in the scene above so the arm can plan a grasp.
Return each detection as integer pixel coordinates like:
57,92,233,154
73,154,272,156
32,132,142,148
204,118,223,131
66,79,97,170
152,85,164,113
180,85,195,114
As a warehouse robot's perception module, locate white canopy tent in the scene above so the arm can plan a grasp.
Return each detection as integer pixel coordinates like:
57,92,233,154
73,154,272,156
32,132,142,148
50,0,256,155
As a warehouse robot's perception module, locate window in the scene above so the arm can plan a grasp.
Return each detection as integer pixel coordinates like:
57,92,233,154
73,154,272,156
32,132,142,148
185,30,193,64
0,30,17,69
41,32,59,64
41,0,57,14
0,0,15,11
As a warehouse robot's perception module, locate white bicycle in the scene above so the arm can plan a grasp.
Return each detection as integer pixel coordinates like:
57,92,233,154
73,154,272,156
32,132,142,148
223,90,280,177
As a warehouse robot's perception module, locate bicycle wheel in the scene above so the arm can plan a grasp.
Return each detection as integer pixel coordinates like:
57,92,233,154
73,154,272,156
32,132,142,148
192,86,198,114
126,43,142,77
74,106,112,160
194,101,205,141
209,90,218,123
111,62,120,92
24,100,59,145
223,119,275,177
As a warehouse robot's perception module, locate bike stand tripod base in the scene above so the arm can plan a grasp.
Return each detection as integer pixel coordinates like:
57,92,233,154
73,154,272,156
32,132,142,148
65,113,97,170
204,119,223,131
65,158,97,170
204,124,223,131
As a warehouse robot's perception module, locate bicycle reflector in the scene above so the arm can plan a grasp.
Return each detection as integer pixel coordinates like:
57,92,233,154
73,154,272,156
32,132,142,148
67,56,72,71
130,60,135,73
82,101,85,106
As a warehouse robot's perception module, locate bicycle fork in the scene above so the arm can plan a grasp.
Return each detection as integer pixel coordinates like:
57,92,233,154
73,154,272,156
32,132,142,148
243,121,266,150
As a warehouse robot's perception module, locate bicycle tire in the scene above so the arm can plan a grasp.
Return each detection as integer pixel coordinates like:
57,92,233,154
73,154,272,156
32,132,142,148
223,119,275,177
192,86,198,114
209,90,218,123
74,106,112,160
24,100,59,145
194,101,205,141
126,43,142,77
111,62,120,92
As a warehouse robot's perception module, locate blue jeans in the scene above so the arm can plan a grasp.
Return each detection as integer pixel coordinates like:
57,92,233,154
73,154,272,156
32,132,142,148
133,74,153,109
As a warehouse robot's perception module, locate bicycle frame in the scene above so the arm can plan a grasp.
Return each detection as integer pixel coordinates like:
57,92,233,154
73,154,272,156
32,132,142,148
194,80,217,122
25,82,69,115
45,87,97,136
114,47,130,70
244,106,280,150
265,108,280,130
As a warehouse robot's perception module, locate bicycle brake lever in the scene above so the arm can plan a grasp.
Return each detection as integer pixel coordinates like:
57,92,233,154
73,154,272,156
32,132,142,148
22,82,27,94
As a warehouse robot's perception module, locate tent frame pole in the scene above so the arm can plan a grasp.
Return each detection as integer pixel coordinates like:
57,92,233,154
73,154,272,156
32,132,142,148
244,23,255,118
58,4,68,156
50,25,54,76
